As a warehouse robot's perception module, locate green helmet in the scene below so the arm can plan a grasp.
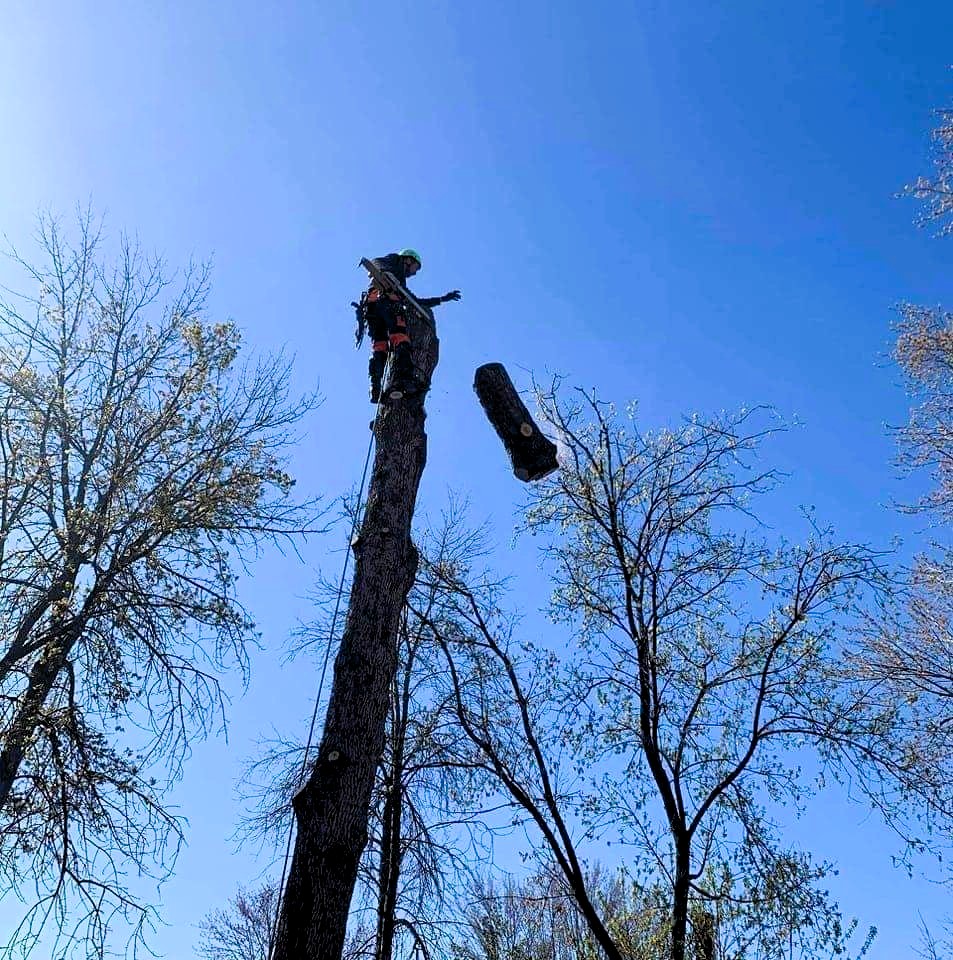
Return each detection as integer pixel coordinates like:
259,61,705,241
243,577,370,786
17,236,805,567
399,248,422,268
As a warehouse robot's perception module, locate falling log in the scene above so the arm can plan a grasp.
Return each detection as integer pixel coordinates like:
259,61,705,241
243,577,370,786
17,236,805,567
473,362,558,482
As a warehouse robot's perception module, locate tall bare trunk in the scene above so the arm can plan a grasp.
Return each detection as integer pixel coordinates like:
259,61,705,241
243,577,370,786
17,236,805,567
272,309,438,960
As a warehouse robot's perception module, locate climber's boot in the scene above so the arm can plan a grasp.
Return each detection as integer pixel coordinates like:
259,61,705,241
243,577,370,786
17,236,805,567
385,342,420,400
368,351,387,404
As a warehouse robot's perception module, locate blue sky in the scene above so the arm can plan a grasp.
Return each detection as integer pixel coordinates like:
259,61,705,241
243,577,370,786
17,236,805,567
1,1,952,956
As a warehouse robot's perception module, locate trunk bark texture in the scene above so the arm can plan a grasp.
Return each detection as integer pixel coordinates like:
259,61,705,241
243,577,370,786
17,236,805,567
473,363,558,482
375,656,409,960
672,842,691,960
0,623,77,812
374,766,402,960
271,309,438,960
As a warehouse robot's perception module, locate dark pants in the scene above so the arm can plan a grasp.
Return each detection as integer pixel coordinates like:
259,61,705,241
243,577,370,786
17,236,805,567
366,294,409,355
366,293,413,393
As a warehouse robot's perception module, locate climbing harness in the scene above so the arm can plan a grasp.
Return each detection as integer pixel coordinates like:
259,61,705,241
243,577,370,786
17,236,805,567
360,257,432,403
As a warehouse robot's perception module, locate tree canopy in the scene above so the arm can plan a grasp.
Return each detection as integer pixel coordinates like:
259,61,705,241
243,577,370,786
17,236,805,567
0,213,319,957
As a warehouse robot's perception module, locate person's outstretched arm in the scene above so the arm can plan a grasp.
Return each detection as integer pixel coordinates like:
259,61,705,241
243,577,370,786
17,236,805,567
418,290,461,308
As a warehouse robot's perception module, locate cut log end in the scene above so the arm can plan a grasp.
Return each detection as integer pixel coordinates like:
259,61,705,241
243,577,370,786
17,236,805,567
474,362,559,484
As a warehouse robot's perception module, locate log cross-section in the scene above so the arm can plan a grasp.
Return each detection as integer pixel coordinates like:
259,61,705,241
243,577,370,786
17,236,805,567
474,362,558,482
271,301,438,960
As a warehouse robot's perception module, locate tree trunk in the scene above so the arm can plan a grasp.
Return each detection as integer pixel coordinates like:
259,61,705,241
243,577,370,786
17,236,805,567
0,628,75,812
375,654,409,960
271,308,439,960
0,573,80,810
374,772,402,960
473,363,558,482
672,842,691,960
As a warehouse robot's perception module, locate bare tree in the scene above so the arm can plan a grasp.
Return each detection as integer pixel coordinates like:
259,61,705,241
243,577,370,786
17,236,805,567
894,299,953,526
452,867,876,960
241,505,491,960
895,102,953,642
197,881,374,960
866,309,953,719
905,104,953,236
369,610,484,960
856,101,953,830
0,212,319,957
836,96,953,954
918,917,953,960
197,882,280,960
415,388,924,960
449,867,669,960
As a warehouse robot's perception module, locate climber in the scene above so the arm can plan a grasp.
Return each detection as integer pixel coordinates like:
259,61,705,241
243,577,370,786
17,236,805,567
362,248,461,402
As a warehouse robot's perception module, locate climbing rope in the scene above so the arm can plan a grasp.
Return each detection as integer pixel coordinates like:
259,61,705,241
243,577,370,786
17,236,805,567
266,357,392,960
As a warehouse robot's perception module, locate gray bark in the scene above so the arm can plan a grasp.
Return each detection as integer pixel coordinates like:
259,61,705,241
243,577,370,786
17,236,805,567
271,307,438,960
